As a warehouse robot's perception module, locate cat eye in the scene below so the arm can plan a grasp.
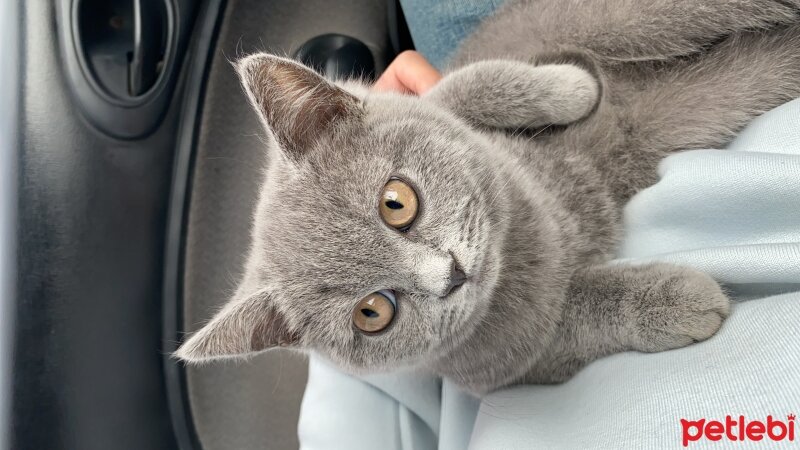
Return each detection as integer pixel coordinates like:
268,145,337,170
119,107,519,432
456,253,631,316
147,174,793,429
352,290,396,334
380,178,419,231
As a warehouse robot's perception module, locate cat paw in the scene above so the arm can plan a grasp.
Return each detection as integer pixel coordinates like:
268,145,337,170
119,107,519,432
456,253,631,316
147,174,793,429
630,269,730,353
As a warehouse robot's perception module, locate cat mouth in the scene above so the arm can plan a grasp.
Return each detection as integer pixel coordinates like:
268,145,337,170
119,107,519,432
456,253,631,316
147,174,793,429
444,279,467,297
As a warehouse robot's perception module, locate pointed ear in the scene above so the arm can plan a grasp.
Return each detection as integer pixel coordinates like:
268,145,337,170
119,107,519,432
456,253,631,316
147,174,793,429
175,290,299,363
236,53,362,162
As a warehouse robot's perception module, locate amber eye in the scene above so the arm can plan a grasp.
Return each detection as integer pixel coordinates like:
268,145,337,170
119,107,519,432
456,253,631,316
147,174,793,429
352,290,396,334
379,179,419,230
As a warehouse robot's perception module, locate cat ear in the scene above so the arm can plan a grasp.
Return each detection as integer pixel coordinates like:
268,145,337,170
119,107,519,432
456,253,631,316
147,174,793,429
175,290,299,363
236,53,362,162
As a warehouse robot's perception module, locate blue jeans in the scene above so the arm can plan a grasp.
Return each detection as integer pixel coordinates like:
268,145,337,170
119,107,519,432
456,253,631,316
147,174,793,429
399,0,505,69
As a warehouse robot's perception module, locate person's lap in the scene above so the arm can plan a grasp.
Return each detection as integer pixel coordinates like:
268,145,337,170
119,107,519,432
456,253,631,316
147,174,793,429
468,98,800,449
299,3,800,448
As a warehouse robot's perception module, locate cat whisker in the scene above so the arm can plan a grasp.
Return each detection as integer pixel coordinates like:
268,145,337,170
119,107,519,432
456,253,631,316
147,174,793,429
527,124,553,142
484,173,514,211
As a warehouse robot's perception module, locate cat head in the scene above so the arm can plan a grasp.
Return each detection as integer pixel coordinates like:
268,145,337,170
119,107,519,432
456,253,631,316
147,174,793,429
175,54,510,372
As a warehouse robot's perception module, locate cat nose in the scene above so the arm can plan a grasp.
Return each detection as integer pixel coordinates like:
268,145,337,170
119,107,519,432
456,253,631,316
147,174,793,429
407,250,468,297
445,261,467,296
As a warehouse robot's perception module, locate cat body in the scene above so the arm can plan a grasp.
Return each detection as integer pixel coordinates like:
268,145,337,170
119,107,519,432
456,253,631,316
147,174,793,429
178,0,800,394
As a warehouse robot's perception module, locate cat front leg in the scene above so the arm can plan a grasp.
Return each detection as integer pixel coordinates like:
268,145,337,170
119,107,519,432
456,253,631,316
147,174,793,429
424,57,600,130
523,263,730,384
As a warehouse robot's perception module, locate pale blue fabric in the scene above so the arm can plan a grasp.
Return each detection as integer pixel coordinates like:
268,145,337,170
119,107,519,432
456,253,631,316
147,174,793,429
299,97,800,449
299,359,441,450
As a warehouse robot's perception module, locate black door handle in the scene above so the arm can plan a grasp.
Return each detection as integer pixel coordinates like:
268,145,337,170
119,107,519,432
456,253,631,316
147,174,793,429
128,0,164,96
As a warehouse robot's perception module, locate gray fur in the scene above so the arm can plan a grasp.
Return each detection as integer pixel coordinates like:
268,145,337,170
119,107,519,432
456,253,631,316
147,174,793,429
427,61,600,128
177,0,800,395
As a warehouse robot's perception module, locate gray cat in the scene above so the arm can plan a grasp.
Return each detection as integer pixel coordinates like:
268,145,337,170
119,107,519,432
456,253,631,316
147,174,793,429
176,0,800,395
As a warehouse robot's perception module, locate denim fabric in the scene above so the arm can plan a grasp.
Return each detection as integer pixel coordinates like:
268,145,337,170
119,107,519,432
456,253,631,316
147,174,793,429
399,0,504,69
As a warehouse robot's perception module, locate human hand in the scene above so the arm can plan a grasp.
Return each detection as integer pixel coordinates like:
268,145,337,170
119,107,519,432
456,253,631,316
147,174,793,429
373,50,442,95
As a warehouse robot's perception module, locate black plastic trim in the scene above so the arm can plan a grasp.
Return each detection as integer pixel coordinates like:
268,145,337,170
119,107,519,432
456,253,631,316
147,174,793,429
72,0,174,106
294,33,377,80
162,0,227,448
56,0,195,139
387,0,415,55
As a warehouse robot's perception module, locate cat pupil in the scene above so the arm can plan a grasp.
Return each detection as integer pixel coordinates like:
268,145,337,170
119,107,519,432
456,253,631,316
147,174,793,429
361,308,379,318
385,200,404,210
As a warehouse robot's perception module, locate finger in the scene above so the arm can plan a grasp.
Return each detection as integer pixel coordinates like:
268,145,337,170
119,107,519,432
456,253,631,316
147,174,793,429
393,51,442,95
373,65,413,94
373,51,441,95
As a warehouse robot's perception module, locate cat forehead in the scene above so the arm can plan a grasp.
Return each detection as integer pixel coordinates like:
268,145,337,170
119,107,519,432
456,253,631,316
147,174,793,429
287,122,464,187
256,93,481,234
363,93,457,131
256,180,401,292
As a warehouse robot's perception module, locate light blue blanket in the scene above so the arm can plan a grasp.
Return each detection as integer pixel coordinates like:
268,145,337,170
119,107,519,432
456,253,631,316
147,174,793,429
299,99,800,449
